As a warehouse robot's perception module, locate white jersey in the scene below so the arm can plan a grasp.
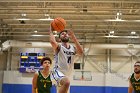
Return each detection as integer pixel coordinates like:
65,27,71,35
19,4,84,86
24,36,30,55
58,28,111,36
54,44,76,75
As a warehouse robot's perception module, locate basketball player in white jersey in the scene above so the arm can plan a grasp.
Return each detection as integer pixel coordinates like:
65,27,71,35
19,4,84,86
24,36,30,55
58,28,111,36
49,26,83,93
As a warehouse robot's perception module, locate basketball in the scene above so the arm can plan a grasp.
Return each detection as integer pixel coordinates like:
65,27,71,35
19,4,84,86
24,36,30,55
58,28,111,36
51,17,66,32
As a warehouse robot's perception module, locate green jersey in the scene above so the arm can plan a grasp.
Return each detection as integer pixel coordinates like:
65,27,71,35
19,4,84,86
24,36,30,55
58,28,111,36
130,73,140,93
37,71,52,93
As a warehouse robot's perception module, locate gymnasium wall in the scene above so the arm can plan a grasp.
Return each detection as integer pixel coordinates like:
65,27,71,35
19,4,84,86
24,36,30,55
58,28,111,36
10,47,135,73
2,71,130,93
0,52,7,93
2,46,136,93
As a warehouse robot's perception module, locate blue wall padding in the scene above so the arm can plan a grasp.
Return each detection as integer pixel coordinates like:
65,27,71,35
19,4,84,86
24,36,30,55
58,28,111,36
2,84,128,93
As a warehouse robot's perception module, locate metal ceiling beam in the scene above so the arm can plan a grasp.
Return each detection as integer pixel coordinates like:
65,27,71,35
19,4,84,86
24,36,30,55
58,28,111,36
0,34,140,39
1,14,140,18
0,27,139,30
0,0,140,3
5,24,139,28
0,13,139,16
0,8,139,11
3,19,140,22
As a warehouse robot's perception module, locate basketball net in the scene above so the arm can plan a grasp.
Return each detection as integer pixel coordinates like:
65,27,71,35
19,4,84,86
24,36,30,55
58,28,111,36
80,75,85,80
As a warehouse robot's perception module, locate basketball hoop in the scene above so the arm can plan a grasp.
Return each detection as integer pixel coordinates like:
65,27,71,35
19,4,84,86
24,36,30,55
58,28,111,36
73,71,92,81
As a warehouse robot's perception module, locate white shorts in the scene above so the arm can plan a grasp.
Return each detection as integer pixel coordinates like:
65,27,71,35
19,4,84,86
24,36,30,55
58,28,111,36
51,68,66,85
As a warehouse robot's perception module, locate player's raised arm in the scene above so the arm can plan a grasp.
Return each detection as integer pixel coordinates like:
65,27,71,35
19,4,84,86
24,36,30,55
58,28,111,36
67,29,83,56
49,25,59,51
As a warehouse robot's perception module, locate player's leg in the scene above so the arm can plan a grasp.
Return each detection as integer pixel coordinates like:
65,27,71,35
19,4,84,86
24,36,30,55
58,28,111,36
58,77,70,93
51,69,70,93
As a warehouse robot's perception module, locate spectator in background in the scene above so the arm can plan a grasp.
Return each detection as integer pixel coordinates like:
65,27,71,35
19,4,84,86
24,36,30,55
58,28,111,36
32,57,52,93
128,61,140,93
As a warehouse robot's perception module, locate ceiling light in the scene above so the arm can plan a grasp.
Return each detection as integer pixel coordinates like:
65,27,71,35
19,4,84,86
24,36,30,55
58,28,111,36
34,30,38,33
104,11,123,22
115,11,122,20
104,19,125,22
131,31,136,35
109,31,114,36
44,14,49,17
116,12,122,16
32,35,44,36
15,18,31,20
21,13,26,17
110,31,114,34
104,35,120,38
38,16,54,21
116,12,120,16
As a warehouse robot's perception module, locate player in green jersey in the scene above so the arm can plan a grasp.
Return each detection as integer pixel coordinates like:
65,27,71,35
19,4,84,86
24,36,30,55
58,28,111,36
128,61,140,93
32,57,52,93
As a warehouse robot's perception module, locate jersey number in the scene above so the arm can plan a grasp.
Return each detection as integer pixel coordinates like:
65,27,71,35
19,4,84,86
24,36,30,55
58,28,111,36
67,56,71,63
